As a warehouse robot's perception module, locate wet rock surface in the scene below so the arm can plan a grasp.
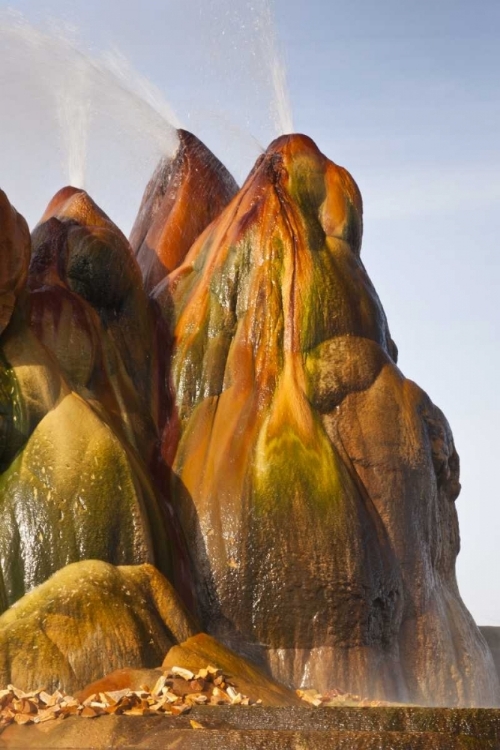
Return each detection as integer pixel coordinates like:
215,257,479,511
130,129,238,292
159,133,499,704
0,185,194,608
162,633,302,706
0,561,197,694
0,707,499,749
0,129,496,728
0,190,30,335
482,627,500,692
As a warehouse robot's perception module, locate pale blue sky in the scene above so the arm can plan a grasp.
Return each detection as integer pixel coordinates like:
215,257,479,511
1,0,499,624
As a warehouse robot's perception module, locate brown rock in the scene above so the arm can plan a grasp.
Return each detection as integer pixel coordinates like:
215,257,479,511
76,668,165,703
0,313,69,474
130,130,238,292
25,189,196,604
158,134,499,706
38,186,129,243
32,188,156,439
162,633,302,707
0,561,198,695
0,706,498,749
0,388,176,605
481,627,500,694
0,188,196,611
0,190,30,334
28,211,156,461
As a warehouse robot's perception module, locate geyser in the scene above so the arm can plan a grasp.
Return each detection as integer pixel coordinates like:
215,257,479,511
0,5,497,731
0,13,179,226
0,121,498,710
130,129,239,292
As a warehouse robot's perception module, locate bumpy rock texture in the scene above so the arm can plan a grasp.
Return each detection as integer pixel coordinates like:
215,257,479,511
162,633,302,707
481,627,500,697
0,130,496,710
0,186,188,610
157,133,499,705
0,560,197,694
78,632,300,707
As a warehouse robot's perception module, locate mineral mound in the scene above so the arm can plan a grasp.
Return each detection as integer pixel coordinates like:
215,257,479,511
157,133,499,705
130,129,238,292
0,130,497,709
0,186,178,610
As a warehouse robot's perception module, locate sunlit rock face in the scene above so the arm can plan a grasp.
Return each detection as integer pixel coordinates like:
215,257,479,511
0,560,198,695
0,131,496,708
162,633,302,707
130,129,238,293
161,134,499,705
0,188,193,611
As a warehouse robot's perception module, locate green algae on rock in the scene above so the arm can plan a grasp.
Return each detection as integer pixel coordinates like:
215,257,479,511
30,188,159,458
0,124,497,715
0,560,198,695
162,632,302,707
0,392,174,608
0,186,195,610
157,133,499,706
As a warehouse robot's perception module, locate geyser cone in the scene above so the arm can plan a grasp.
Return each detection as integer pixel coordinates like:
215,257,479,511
0,186,196,611
130,130,238,292
158,134,403,699
31,186,154,433
158,134,499,705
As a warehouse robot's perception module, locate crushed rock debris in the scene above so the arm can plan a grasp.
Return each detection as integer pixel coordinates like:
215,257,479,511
296,687,393,708
0,668,393,730
0,666,262,729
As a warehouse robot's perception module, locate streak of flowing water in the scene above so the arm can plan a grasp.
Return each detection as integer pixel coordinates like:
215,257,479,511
0,1,292,227
252,0,294,136
57,54,91,188
0,11,180,230
173,0,293,183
